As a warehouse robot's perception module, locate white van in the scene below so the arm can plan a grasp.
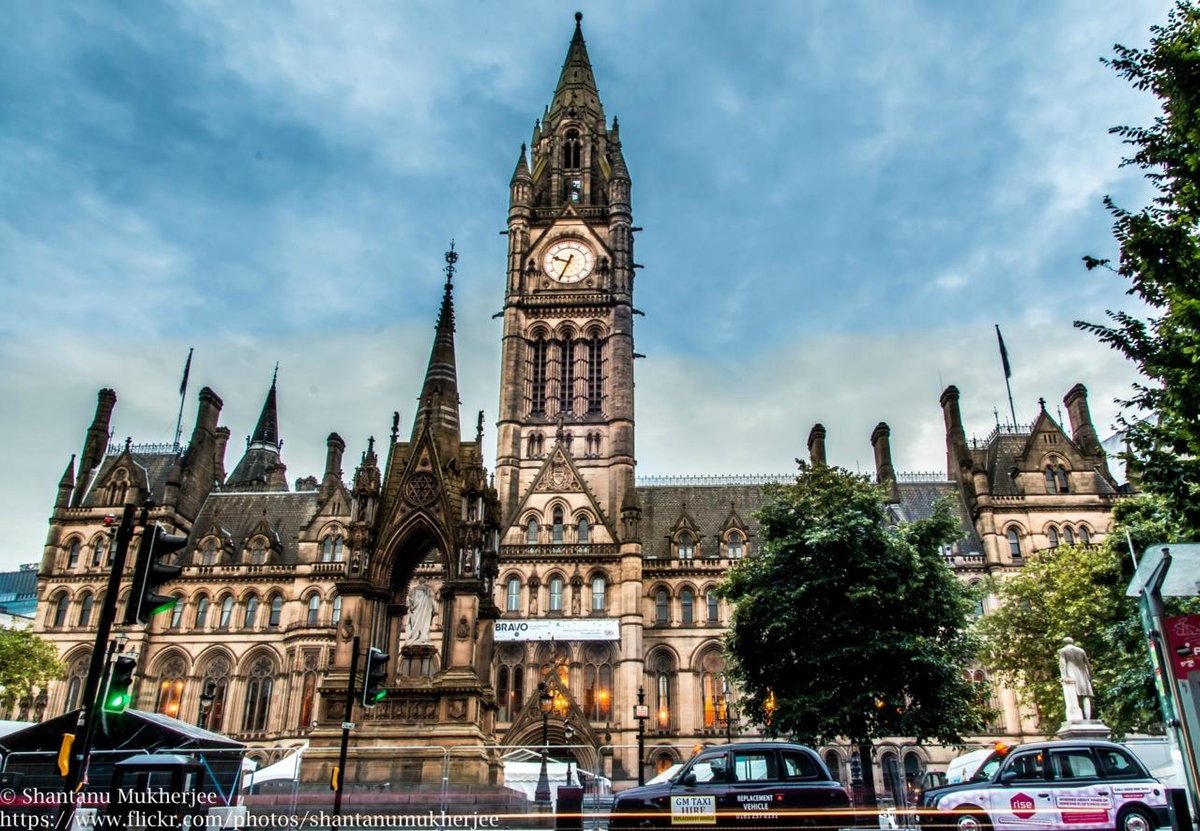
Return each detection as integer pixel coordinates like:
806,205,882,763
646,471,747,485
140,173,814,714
944,748,993,785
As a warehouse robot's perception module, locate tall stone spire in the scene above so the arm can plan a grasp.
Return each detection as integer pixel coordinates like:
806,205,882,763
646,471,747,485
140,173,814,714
412,244,462,462
226,368,288,492
547,12,605,126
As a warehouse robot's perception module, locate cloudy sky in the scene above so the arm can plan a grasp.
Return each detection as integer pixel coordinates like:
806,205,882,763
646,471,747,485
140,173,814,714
0,1,1170,571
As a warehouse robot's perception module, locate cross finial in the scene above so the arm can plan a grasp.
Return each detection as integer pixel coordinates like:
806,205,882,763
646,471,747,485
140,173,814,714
1038,397,1047,412
444,240,458,284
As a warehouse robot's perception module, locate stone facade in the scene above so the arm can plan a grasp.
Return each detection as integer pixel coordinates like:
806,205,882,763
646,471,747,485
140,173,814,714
25,14,1126,798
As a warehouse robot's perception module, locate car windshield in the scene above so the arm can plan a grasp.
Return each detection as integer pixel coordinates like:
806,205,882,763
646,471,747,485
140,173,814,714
971,754,1003,782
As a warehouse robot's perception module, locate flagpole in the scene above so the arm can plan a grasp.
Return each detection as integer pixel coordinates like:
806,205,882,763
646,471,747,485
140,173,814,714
173,348,193,451
995,325,1017,427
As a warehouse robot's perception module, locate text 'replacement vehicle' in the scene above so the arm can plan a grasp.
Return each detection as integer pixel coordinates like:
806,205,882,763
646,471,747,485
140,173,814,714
609,742,851,830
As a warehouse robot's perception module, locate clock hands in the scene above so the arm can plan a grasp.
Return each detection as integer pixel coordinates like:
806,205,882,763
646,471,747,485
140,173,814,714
558,254,575,279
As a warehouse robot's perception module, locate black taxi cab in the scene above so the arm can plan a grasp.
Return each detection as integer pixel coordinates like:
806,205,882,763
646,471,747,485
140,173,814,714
920,740,1169,831
609,742,851,830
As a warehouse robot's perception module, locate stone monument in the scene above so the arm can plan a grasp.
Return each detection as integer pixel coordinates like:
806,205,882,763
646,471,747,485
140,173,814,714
1056,637,1111,739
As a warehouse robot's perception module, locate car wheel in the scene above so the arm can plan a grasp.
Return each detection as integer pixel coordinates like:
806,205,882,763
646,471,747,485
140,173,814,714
1117,807,1156,831
952,806,991,831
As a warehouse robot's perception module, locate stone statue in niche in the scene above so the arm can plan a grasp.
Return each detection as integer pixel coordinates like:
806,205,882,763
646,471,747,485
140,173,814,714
404,578,435,647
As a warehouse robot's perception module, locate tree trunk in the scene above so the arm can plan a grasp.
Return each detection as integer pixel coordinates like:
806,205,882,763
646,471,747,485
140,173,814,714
857,740,878,808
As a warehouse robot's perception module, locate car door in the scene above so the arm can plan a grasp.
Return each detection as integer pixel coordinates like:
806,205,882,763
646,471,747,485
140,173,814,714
727,748,782,825
778,747,847,828
992,749,1055,829
1047,747,1112,830
669,749,728,827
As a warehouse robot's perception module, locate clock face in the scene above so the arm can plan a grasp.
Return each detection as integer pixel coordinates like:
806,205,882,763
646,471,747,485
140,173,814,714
542,239,595,283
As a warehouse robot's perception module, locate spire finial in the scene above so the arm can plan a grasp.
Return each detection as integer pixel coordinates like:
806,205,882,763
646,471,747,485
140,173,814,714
575,11,582,24
1038,397,1047,412
272,361,279,387
444,240,458,285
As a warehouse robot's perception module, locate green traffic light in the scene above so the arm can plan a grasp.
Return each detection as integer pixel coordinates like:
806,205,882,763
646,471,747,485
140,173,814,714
104,691,130,713
372,690,386,703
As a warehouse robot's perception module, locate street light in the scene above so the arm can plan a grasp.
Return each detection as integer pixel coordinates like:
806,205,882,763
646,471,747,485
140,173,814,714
534,682,553,806
563,722,575,787
721,678,736,744
197,680,217,729
633,687,649,786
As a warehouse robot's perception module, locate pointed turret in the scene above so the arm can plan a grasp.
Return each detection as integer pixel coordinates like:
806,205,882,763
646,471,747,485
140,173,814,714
511,144,531,184
226,370,288,492
509,144,532,213
412,245,462,463
56,455,75,510
548,13,605,126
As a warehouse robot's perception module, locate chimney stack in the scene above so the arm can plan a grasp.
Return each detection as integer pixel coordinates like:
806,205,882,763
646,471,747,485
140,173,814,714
871,422,899,501
74,389,117,506
940,385,968,478
807,424,827,466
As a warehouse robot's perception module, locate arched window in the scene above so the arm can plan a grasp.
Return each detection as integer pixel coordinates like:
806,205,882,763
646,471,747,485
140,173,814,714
1045,466,1058,493
726,532,743,560
306,594,321,626
824,751,842,783
681,588,695,625
169,595,184,630
1056,466,1070,493
298,671,318,729
969,582,985,618
195,596,210,629
241,655,275,733
553,508,564,545
496,644,525,722
156,656,187,718
706,591,719,624
78,593,95,628
268,594,283,628
587,335,603,414
67,541,80,570
49,594,69,628
650,651,675,730
529,335,549,417
591,576,606,612
699,650,725,728
243,595,259,629
218,595,234,629
1007,528,1022,559
549,576,565,612
677,532,694,561
506,577,521,613
1063,526,1075,545
563,129,582,169
583,643,613,721
526,519,539,547
91,537,107,568
578,517,590,545
199,655,231,732
1048,527,1060,548
655,588,669,624
249,538,267,565
64,654,89,712
1079,526,1091,545
200,539,218,566
321,537,334,562
332,595,342,626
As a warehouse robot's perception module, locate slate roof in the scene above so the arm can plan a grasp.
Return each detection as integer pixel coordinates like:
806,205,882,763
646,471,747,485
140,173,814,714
894,481,984,556
80,449,181,507
636,483,767,559
982,432,1118,497
188,491,323,564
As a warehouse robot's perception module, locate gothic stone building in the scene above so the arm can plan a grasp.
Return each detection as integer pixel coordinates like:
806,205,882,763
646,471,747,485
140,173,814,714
29,15,1124,795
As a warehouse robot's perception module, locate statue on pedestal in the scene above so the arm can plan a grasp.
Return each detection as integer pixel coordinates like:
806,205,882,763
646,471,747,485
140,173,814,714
1059,637,1094,721
404,578,435,647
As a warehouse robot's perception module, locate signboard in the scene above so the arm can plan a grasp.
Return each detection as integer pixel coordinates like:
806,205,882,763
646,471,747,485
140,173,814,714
1164,614,1200,680
670,795,716,825
1010,792,1036,821
494,618,620,642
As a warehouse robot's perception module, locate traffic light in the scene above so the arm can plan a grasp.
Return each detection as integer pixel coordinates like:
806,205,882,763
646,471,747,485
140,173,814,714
104,654,137,713
360,647,388,707
123,523,186,626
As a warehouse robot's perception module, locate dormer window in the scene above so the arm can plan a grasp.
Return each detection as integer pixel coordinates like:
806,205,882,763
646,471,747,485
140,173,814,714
200,539,219,566
248,538,267,565
563,129,582,169
677,532,694,561
726,532,743,560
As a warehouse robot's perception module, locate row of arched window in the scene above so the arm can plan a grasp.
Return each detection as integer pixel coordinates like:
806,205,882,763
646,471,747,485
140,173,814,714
645,646,729,733
524,508,593,547
43,587,341,632
524,327,606,419
649,530,746,561
59,535,110,571
495,642,615,723
503,573,608,614
1005,523,1093,558
651,585,722,626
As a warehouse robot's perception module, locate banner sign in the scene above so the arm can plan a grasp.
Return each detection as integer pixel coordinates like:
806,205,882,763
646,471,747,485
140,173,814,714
1164,614,1200,680
494,618,620,642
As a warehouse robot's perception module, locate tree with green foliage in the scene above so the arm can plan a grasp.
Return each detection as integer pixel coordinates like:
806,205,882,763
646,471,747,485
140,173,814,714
0,625,63,712
977,494,1199,736
720,462,983,805
1078,0,1200,535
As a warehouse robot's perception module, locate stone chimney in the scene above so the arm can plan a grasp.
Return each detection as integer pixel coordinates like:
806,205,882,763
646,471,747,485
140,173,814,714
1063,384,1102,456
807,424,827,466
74,389,117,506
940,385,968,478
871,422,899,501
325,433,346,479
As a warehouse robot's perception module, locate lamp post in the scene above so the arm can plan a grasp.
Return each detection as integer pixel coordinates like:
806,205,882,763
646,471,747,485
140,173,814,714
721,678,736,744
563,722,575,787
633,687,649,786
534,682,553,806
197,680,217,729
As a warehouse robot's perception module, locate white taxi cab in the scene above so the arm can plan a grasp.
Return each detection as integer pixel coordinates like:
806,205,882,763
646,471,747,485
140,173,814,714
920,740,1169,831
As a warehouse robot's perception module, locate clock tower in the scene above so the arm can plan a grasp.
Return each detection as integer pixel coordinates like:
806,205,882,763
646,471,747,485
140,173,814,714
496,11,637,540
